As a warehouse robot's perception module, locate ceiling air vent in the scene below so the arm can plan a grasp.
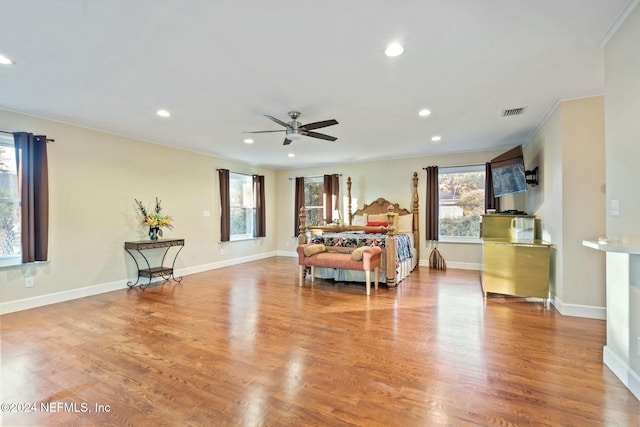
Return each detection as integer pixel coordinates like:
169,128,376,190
502,107,526,117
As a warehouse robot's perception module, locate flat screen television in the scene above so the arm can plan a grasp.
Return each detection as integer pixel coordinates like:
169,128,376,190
490,145,527,198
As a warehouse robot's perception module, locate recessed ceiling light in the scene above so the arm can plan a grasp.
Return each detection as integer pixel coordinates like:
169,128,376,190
384,43,404,57
418,109,431,117
431,135,442,142
288,153,295,158
0,54,14,65
156,109,171,118
244,138,254,144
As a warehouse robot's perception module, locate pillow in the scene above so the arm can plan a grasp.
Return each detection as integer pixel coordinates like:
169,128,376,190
368,213,387,222
397,214,413,233
351,246,367,261
366,221,388,234
303,244,327,257
366,221,388,227
352,214,367,226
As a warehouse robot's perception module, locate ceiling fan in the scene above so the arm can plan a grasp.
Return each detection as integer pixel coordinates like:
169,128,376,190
243,111,339,145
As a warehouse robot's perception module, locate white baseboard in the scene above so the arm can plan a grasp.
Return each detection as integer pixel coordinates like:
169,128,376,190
551,295,606,320
0,251,278,315
0,279,129,315
277,250,298,258
603,346,640,400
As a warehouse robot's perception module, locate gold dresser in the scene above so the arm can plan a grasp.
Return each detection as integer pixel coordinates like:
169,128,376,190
480,215,552,302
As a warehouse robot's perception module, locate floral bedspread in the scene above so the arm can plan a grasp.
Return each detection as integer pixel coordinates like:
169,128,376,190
309,232,413,263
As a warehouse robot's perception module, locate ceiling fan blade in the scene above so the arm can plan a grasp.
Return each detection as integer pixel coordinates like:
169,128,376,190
283,138,292,145
303,131,337,141
264,115,291,128
242,130,286,134
300,119,339,131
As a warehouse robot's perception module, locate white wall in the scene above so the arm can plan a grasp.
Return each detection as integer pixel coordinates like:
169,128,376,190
0,109,277,312
603,2,640,392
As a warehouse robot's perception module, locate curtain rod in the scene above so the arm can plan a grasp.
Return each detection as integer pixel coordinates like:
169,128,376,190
215,169,262,177
422,163,484,170
0,129,55,142
288,174,342,180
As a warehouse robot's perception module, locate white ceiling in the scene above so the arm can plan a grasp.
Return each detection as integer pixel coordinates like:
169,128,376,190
0,1,632,169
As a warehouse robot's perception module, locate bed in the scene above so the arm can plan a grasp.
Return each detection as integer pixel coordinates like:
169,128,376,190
297,172,419,288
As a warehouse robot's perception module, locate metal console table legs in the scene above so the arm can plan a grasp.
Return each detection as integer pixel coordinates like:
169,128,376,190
124,238,185,289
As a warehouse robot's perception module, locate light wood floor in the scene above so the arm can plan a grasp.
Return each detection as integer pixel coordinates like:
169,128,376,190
1,257,638,426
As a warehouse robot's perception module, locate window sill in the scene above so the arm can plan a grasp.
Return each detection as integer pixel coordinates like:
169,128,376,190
0,258,50,270
229,236,258,242
0,256,22,269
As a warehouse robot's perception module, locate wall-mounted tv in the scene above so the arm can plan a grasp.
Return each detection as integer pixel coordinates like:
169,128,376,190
490,145,527,198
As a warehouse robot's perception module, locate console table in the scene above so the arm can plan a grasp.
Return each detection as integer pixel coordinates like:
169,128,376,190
124,238,184,289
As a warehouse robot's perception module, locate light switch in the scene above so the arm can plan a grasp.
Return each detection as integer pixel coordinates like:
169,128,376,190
611,200,620,216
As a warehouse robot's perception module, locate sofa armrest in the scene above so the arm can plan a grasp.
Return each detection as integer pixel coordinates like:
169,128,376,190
362,246,382,270
296,244,309,264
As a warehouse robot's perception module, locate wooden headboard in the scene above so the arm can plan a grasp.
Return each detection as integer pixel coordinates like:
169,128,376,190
352,197,411,218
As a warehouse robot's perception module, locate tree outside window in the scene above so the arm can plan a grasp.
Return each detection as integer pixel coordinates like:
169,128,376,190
439,165,485,239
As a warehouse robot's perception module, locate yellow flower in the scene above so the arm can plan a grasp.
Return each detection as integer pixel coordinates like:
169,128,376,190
135,198,174,231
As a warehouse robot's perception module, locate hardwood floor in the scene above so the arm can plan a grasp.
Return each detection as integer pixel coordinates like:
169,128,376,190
1,257,638,426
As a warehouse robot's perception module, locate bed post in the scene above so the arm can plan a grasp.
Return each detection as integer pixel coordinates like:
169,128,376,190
412,171,419,259
347,176,352,226
385,205,396,289
298,207,308,245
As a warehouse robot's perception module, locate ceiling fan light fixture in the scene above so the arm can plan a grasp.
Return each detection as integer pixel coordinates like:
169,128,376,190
286,131,302,141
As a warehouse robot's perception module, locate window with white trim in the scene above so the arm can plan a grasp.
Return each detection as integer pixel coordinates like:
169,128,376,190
304,177,324,226
439,165,485,241
230,172,255,240
0,135,21,266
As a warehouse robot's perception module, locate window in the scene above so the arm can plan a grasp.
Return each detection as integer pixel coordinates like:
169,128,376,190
438,165,485,240
0,135,21,265
304,177,324,226
230,172,255,240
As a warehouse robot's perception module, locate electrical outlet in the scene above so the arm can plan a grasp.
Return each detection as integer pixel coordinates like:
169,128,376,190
25,277,34,288
203,211,211,217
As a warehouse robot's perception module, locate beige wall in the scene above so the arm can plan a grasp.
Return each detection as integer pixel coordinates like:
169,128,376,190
0,109,277,309
275,149,509,269
561,97,606,306
604,3,640,385
523,96,606,314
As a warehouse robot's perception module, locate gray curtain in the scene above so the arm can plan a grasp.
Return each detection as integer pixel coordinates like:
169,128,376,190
323,174,339,223
294,177,305,236
425,166,439,241
253,175,265,237
13,132,49,263
484,162,501,213
218,169,230,242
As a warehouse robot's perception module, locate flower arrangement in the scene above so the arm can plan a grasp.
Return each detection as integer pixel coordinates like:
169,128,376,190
135,197,173,238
